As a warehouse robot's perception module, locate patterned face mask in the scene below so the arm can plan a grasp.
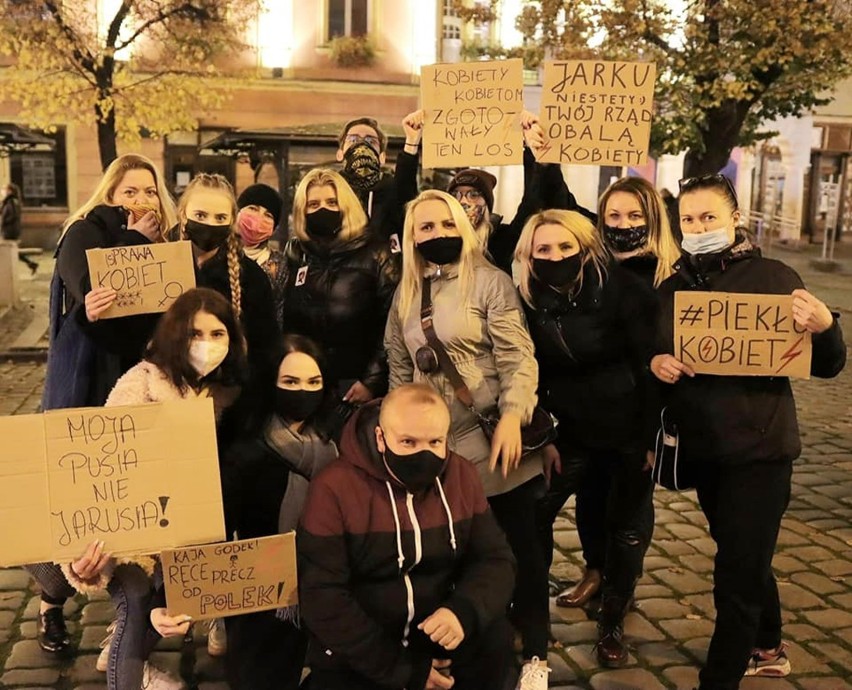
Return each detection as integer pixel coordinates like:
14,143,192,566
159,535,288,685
342,142,382,193
603,224,650,253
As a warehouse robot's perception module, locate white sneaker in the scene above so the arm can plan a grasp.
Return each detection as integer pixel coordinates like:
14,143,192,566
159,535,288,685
95,621,116,672
207,617,227,657
141,662,186,690
516,656,551,690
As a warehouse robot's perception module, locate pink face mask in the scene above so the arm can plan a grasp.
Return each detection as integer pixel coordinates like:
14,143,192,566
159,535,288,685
238,209,274,247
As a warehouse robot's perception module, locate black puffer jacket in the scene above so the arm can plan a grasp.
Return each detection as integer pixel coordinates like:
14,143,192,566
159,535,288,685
280,235,400,395
56,205,162,405
525,261,658,452
656,238,847,464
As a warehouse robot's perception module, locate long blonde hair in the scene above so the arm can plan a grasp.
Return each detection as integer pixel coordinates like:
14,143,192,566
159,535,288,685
515,209,609,307
177,173,242,319
291,168,368,243
597,176,680,287
61,153,177,238
397,190,484,320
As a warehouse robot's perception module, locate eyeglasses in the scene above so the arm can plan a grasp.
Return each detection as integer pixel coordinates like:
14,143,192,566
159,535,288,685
345,134,381,151
678,173,738,203
452,189,483,203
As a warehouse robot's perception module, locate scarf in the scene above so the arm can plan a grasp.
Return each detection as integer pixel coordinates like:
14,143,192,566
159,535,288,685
244,244,271,266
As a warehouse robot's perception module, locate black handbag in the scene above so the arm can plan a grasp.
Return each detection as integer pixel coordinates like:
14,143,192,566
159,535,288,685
419,278,557,455
651,407,695,490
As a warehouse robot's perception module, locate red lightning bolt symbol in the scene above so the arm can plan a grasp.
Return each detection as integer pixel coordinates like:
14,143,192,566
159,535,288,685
776,336,805,374
701,339,714,358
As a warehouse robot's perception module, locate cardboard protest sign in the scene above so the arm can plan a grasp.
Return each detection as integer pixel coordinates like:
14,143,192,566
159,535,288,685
0,399,224,567
86,241,196,318
538,59,656,167
161,533,298,620
421,58,524,169
674,292,812,378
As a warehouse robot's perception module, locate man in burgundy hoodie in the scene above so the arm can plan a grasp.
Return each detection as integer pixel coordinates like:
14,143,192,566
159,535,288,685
298,384,517,690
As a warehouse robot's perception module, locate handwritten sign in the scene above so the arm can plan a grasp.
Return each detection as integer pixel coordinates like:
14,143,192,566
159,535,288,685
539,60,655,167
86,241,196,318
421,58,524,169
0,399,224,567
161,533,298,620
674,292,812,378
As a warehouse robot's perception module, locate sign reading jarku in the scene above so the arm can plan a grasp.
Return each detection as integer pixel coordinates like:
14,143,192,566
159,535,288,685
421,58,524,169
673,292,813,379
539,60,656,167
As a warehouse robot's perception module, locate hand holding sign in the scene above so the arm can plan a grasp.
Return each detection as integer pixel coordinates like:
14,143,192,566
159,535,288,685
70,539,113,581
85,287,117,323
791,289,834,334
150,608,192,638
403,109,425,147
651,354,695,384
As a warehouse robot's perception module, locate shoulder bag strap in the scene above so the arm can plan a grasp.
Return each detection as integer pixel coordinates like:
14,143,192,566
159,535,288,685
420,278,478,412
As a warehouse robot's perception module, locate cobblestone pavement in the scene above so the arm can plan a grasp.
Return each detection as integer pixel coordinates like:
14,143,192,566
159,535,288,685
0,252,849,689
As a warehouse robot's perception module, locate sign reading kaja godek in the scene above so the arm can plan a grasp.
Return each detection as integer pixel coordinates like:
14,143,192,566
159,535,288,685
86,241,196,318
0,399,224,567
421,58,524,168
161,533,298,620
673,292,812,379
538,59,656,167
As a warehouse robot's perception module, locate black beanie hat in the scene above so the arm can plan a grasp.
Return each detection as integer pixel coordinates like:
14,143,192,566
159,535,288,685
447,169,497,213
237,184,283,228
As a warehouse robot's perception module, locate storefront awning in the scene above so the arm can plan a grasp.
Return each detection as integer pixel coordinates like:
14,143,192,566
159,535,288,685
0,124,55,154
200,122,406,156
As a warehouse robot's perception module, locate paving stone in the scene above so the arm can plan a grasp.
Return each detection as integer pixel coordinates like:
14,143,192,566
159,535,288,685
777,582,827,609
622,613,666,643
635,597,693,620
22,596,80,621
4,640,63,669
803,609,852,629
785,640,834,674
80,601,116,625
796,677,852,690
79,623,109,652
678,554,715,573
19,620,78,639
565,643,599,672
686,537,717,555
589,667,667,689
634,584,673,599
739,679,798,690
553,530,583,551
546,651,576,684
552,621,598,645
809,641,852,675
784,622,829,641
652,568,712,595
662,665,701,690
772,555,809,573
682,637,711,664
0,569,31,590
654,540,698,557
813,559,852,577
0,668,61,686
792,571,846,595
0,591,25,611
659,617,716,640
667,523,708,540
635,641,689,667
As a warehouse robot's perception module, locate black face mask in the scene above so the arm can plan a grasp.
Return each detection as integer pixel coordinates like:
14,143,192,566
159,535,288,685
342,142,382,193
533,255,583,289
382,442,446,493
306,208,343,239
184,220,231,252
603,224,650,253
274,388,324,422
415,236,463,265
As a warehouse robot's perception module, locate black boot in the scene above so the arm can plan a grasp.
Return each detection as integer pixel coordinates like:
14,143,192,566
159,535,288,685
595,593,629,668
37,607,71,653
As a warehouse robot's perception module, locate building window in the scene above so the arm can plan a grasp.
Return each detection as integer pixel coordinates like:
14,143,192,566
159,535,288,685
443,0,459,18
9,128,68,209
327,0,369,41
443,23,461,40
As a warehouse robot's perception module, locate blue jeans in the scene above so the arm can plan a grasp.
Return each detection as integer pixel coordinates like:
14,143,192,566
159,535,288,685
106,563,163,690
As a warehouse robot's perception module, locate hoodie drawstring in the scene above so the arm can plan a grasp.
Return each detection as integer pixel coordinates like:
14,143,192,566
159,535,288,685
385,482,405,572
435,478,457,554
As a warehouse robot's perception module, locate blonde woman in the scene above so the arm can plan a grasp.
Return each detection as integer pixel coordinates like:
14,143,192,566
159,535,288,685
514,210,658,669
37,153,176,658
384,189,550,689
597,176,680,288
281,167,400,404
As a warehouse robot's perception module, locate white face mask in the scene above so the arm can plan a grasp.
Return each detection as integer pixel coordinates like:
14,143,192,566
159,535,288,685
188,340,229,378
681,227,733,255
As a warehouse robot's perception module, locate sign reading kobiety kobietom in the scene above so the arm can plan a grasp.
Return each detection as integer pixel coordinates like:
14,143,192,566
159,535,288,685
85,241,196,318
0,399,224,567
421,58,524,169
538,60,656,167
161,533,298,620
673,292,813,379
